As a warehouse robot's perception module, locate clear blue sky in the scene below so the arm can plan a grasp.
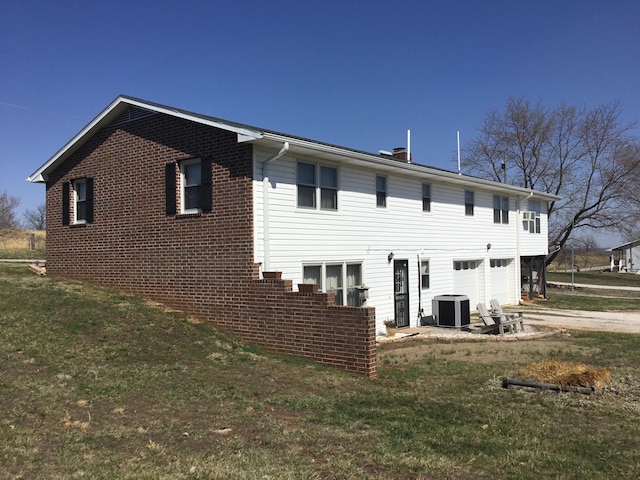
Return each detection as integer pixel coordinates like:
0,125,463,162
1,0,639,242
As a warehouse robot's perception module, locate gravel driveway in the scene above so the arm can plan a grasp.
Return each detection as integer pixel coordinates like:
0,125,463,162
523,308,640,334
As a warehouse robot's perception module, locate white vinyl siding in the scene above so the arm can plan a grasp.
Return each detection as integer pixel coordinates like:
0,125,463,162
253,149,551,332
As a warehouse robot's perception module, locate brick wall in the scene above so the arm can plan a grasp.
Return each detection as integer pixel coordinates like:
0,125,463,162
45,111,377,377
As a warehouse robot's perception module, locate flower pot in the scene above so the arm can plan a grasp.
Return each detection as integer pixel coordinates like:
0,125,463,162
263,271,282,279
385,326,397,337
298,283,319,293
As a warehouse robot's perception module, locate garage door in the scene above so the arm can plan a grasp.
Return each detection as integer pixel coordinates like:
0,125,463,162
490,259,511,305
453,260,480,309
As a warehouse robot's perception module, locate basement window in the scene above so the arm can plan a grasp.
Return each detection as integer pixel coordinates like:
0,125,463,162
302,262,363,306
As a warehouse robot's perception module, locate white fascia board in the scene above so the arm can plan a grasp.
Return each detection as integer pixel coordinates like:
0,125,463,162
27,95,263,183
261,132,561,202
27,96,125,183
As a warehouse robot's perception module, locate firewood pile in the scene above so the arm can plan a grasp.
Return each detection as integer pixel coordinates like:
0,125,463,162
29,263,46,276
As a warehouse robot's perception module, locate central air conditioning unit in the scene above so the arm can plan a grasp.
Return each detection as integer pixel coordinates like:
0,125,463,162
432,295,470,328
522,211,537,221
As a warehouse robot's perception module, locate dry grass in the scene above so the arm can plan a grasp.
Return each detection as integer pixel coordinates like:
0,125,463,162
516,359,612,388
0,229,46,250
3,262,640,479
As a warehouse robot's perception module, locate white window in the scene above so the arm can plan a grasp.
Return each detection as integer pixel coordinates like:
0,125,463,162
297,162,338,210
420,260,430,289
303,265,322,288
302,262,363,306
422,184,431,212
493,195,509,224
526,200,542,234
320,166,338,209
346,264,362,307
181,159,202,213
73,179,87,224
465,191,474,216
376,175,387,207
326,265,344,305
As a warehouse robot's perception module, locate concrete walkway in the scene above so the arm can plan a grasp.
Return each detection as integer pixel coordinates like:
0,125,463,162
0,259,45,263
548,281,640,292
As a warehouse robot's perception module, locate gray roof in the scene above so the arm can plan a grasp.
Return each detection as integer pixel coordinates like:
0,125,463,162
27,95,561,202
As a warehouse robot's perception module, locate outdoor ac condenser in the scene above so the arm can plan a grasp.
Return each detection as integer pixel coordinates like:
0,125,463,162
432,295,470,328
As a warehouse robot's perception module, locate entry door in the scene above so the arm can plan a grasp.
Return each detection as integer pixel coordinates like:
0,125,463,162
394,259,410,328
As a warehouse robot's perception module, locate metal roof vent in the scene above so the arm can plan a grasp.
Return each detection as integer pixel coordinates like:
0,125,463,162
110,106,157,127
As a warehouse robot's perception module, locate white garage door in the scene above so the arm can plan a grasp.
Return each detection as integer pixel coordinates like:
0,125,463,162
490,259,511,305
453,260,480,309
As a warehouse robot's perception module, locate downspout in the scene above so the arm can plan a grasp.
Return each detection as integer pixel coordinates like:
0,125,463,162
262,142,290,272
417,254,422,325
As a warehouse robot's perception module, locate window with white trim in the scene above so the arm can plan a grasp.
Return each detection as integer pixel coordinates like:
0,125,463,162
526,200,542,234
422,183,431,212
464,190,474,216
297,162,338,210
376,175,387,207
181,159,203,214
302,262,363,306
63,178,94,225
73,179,88,224
493,195,509,224
420,260,430,289
303,265,322,287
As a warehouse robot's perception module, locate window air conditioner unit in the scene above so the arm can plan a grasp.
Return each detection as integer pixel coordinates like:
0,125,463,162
522,211,536,221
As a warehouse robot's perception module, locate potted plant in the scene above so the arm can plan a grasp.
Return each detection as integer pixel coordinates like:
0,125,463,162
384,319,397,337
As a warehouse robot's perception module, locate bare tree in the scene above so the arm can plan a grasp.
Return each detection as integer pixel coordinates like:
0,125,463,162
0,191,20,230
463,97,640,264
24,203,46,230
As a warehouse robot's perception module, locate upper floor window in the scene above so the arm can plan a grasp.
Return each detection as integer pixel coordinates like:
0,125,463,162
297,162,338,210
181,159,202,213
62,178,94,225
422,184,431,212
165,159,212,216
493,195,509,224
74,179,88,224
376,175,387,208
464,191,474,216
526,200,542,234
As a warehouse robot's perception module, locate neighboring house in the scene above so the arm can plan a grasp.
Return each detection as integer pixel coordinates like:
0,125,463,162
609,239,640,273
28,95,559,377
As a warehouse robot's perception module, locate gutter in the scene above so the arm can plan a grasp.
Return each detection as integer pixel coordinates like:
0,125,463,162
261,142,290,271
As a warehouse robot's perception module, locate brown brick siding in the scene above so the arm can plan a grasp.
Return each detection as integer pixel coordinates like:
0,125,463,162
45,112,377,377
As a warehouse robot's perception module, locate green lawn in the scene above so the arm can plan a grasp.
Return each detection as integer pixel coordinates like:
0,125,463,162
2,263,640,479
547,270,640,288
0,248,46,260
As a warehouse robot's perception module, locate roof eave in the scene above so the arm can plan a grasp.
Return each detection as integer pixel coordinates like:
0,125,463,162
259,132,562,202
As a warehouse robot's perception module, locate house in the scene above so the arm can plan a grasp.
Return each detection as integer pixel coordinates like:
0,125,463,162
609,239,640,273
28,95,559,377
